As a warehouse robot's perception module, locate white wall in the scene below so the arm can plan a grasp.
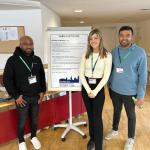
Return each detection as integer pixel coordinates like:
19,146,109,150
40,4,61,82
40,3,61,64
0,9,43,69
136,19,150,53
0,3,61,69
92,23,137,52
136,19,150,71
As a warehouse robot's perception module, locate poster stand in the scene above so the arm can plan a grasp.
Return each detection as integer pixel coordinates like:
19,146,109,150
54,91,87,141
47,27,91,141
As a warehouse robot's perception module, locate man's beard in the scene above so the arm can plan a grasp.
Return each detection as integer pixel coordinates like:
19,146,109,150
23,49,33,56
120,40,131,48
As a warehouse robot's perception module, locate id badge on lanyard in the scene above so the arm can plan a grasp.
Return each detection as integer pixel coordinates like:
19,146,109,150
28,75,37,84
19,56,37,85
116,48,131,74
88,78,96,84
116,67,124,74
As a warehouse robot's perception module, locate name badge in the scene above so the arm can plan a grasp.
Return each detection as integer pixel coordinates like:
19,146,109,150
28,76,37,84
88,78,96,84
116,68,124,74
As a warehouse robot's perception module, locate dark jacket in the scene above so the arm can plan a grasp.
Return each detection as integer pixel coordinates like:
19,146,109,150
3,47,46,99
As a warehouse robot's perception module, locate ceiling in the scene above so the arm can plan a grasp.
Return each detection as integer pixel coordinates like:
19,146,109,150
0,0,40,10
1,0,150,25
30,0,150,25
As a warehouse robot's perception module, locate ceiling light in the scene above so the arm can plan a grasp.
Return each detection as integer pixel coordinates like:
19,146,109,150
74,10,83,13
80,21,85,24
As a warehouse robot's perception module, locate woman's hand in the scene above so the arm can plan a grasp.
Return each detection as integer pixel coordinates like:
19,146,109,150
88,91,96,99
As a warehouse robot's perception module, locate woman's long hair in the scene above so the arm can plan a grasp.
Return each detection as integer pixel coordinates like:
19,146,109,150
85,28,108,59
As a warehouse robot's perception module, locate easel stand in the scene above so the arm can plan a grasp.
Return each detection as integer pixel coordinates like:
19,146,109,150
54,91,87,141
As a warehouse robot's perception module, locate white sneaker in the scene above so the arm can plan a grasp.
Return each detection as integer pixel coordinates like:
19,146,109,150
30,137,41,150
18,142,27,150
105,130,118,140
124,138,134,150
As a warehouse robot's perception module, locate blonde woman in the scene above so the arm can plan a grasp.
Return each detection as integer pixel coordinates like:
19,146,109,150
79,29,112,150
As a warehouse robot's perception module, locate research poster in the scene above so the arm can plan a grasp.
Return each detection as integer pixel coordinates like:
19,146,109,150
48,27,91,91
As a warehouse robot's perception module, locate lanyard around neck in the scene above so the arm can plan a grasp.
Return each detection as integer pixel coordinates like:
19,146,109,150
118,48,132,65
91,53,99,76
19,56,33,74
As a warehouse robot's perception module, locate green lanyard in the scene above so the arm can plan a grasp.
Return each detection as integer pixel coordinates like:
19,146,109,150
118,48,132,66
19,56,33,75
91,53,99,77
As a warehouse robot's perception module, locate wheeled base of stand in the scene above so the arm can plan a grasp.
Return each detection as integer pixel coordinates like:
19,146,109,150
53,91,87,141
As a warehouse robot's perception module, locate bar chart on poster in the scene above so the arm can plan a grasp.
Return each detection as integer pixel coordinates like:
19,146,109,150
47,27,91,91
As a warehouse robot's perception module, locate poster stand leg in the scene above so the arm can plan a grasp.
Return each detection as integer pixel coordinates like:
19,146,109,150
54,91,87,141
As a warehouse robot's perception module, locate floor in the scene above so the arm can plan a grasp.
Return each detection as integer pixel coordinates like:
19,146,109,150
0,86,150,150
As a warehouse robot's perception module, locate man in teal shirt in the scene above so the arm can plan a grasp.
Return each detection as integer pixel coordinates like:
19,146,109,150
105,26,147,150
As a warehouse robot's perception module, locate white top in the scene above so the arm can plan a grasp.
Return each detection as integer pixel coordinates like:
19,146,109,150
79,51,112,96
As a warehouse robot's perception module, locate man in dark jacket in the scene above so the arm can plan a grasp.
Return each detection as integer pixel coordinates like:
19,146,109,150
3,36,46,150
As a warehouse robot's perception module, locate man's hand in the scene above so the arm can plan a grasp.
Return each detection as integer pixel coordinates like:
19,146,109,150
135,99,144,107
38,92,44,104
16,95,27,107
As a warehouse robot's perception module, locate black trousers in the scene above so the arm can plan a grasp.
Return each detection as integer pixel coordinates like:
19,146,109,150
109,88,136,138
82,77,105,150
16,95,39,143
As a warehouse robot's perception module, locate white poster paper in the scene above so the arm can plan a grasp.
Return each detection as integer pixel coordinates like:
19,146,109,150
48,27,91,91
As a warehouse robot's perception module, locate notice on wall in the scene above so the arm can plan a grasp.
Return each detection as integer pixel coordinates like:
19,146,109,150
47,27,91,91
0,27,18,41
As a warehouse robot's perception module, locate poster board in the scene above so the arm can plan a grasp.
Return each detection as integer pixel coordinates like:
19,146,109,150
0,26,25,53
47,27,91,91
